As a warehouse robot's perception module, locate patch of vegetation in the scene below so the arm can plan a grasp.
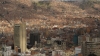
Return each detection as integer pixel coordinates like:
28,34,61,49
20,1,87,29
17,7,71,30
80,0,94,10
32,1,51,10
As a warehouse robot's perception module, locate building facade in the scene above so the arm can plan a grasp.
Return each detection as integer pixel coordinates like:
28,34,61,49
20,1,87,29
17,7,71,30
82,42,100,56
14,22,27,52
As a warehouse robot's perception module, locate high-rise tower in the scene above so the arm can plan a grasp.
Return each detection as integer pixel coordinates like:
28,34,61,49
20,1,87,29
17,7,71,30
30,28,40,46
30,32,40,46
14,22,26,53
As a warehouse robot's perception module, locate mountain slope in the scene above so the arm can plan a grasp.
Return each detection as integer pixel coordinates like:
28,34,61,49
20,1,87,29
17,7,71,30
0,0,100,33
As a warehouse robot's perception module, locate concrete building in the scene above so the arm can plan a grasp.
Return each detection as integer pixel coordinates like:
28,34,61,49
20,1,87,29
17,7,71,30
78,33,92,46
92,38,100,42
78,35,86,46
78,36,82,46
30,28,40,47
82,42,100,56
14,22,27,53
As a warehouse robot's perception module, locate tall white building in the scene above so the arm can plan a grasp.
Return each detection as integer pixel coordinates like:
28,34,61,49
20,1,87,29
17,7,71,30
14,22,27,53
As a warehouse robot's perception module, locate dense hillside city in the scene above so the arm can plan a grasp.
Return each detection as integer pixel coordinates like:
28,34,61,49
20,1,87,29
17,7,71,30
0,0,100,56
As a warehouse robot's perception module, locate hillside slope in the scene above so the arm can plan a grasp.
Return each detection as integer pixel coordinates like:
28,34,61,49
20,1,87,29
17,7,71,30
0,0,100,33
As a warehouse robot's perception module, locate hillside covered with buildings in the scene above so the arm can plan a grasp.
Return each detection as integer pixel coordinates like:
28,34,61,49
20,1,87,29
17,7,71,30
0,0,100,56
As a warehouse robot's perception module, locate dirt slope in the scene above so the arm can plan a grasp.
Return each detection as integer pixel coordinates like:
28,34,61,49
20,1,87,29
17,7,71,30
0,0,100,33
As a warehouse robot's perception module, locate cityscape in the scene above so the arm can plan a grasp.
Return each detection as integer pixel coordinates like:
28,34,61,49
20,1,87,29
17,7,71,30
0,0,100,56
